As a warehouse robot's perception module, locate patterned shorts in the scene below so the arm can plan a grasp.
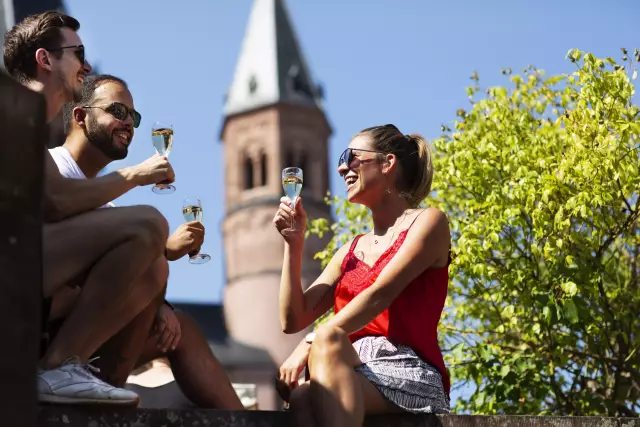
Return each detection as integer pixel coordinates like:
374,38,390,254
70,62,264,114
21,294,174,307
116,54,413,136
353,336,451,414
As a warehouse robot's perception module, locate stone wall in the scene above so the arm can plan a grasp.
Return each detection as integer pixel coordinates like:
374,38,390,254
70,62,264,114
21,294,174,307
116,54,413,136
36,407,639,427
0,72,47,427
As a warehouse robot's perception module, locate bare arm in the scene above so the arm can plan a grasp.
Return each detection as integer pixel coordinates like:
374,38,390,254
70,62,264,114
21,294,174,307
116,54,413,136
44,149,134,221
280,240,350,334
316,208,450,336
43,148,174,222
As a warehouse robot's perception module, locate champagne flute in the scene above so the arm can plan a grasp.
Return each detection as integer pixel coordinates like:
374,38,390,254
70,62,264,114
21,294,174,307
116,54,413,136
281,167,303,234
151,121,175,194
182,197,211,264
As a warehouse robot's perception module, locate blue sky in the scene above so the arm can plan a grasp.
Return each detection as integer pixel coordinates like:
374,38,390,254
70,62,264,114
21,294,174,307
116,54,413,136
63,0,638,304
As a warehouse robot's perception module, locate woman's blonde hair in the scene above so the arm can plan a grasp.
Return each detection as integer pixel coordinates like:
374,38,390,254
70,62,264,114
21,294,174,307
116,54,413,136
354,124,434,207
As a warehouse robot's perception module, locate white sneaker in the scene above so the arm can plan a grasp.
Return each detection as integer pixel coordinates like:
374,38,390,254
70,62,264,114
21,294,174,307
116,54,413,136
38,357,140,406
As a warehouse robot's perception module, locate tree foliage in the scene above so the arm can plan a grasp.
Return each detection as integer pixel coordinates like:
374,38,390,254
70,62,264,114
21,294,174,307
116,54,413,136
307,49,640,416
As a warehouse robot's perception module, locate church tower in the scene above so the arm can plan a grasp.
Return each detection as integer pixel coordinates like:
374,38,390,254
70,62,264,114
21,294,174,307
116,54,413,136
220,0,332,366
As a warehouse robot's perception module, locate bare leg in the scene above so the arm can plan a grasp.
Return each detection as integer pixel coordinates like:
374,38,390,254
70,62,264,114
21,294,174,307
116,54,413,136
135,311,244,410
92,273,167,388
45,265,166,387
48,286,81,322
41,206,168,369
42,206,167,298
289,382,318,427
307,327,401,427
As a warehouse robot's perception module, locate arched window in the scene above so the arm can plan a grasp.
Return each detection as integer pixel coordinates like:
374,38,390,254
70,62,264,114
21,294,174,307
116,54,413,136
260,152,268,186
243,155,254,190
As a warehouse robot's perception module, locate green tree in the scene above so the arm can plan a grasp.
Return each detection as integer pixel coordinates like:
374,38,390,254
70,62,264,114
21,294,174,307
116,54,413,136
307,49,640,416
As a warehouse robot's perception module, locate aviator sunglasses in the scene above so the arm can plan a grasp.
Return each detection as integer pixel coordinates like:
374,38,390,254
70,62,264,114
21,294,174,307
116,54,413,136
338,148,386,176
83,102,142,128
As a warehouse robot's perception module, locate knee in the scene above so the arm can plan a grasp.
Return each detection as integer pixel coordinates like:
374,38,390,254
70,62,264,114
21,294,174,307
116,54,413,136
309,326,349,364
133,206,170,251
173,311,203,343
174,310,198,334
289,382,311,410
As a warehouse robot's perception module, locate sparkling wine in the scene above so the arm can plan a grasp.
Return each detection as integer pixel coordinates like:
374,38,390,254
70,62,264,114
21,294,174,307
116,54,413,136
182,205,203,223
282,175,303,202
152,127,173,157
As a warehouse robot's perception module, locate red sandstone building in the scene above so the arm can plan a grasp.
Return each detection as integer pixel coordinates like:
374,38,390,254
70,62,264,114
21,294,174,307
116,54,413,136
129,0,332,410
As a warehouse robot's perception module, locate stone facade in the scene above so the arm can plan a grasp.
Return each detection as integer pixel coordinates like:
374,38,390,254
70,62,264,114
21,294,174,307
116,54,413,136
220,0,333,378
221,103,332,368
36,407,636,427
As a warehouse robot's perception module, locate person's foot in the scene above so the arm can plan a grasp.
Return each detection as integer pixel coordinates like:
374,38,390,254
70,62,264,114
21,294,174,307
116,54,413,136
38,357,139,406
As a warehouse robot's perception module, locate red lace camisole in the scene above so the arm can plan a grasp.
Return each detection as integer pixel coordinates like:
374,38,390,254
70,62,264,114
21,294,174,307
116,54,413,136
333,223,451,394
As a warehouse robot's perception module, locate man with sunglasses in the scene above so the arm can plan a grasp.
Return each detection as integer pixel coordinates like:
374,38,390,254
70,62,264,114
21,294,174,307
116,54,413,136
4,11,177,406
46,73,244,409
3,11,90,117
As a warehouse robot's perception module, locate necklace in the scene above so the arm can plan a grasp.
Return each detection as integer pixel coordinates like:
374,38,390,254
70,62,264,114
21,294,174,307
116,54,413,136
371,209,414,245
368,209,416,262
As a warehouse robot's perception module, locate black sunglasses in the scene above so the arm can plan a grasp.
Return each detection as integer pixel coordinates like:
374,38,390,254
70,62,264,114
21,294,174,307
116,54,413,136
83,102,142,128
48,44,85,65
338,148,385,176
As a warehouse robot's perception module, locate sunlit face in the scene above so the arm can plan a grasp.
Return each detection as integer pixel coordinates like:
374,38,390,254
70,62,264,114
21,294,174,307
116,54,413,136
49,28,92,102
337,135,389,205
81,82,136,160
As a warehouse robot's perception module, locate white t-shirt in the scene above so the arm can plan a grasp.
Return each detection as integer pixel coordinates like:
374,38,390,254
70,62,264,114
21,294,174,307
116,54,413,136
49,146,116,209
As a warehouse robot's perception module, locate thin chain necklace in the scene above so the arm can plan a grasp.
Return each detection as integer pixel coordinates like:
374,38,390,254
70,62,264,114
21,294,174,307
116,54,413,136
367,209,415,259
371,209,414,244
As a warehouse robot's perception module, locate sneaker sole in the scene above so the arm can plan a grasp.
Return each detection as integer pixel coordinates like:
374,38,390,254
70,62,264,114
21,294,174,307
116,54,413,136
39,394,140,407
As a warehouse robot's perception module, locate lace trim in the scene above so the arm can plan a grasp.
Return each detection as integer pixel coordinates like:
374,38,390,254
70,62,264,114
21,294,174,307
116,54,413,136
340,230,410,295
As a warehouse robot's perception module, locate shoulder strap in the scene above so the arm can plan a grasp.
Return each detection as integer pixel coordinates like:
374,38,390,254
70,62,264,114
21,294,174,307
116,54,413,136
406,209,427,231
348,234,364,253
339,234,365,271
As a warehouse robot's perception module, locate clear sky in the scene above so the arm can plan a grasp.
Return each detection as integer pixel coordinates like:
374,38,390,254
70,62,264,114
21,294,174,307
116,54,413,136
63,0,638,305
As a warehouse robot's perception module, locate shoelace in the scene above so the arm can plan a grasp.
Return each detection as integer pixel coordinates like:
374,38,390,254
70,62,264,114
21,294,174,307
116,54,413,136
84,357,101,374
66,356,106,382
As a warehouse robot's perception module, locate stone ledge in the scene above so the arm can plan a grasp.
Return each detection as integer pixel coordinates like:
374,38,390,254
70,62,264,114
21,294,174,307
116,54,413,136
36,407,630,427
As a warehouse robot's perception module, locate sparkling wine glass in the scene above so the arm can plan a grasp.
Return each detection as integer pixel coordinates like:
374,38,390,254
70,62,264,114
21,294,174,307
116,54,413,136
151,121,175,194
281,167,303,234
182,197,211,264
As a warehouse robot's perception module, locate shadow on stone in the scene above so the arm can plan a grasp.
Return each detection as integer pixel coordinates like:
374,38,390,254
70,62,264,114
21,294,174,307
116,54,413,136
0,71,47,427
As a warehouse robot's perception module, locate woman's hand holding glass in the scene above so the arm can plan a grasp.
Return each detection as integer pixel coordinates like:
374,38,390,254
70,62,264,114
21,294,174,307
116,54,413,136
273,196,307,245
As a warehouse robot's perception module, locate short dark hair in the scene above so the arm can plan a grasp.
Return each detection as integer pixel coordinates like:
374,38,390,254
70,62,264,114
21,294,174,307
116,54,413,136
62,74,129,134
3,11,81,83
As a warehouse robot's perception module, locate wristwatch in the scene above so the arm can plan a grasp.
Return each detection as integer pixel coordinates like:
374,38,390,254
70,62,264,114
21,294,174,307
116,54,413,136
304,332,316,344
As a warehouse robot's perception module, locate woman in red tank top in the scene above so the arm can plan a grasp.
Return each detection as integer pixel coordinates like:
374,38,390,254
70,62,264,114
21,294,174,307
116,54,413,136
273,124,451,427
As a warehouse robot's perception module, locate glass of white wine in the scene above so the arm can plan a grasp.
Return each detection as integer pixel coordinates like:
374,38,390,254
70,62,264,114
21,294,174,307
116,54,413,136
281,167,303,234
182,197,211,265
151,121,175,194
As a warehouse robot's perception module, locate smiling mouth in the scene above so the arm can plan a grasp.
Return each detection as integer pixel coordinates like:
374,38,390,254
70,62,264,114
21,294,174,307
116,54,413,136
345,176,357,190
114,132,131,147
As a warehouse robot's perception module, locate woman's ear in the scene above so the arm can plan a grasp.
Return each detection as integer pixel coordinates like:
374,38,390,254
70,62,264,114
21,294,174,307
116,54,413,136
382,153,397,175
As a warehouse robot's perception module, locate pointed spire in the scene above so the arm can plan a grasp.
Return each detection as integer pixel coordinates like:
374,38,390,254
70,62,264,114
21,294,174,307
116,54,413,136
224,0,323,116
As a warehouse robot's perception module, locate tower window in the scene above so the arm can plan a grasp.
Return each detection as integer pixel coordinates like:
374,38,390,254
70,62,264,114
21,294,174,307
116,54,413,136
288,64,312,98
249,76,258,95
243,155,254,190
260,152,268,186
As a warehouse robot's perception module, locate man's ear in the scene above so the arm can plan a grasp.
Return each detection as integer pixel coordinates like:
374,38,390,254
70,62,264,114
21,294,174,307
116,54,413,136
34,48,53,72
73,107,87,128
